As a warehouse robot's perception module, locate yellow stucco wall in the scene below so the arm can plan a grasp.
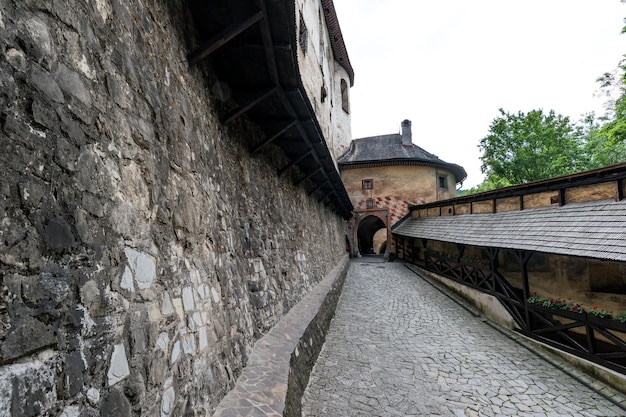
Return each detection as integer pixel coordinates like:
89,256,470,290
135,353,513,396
341,165,457,226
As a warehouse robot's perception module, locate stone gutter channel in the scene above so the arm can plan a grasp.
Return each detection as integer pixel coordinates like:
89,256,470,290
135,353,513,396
210,255,350,417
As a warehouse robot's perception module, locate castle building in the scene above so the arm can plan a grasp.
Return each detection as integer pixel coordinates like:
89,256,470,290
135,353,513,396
339,120,466,256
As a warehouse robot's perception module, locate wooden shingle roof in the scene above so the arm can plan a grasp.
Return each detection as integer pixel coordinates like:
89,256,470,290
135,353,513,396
393,199,626,262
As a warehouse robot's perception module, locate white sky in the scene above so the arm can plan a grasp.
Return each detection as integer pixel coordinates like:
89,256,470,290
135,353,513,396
333,0,626,188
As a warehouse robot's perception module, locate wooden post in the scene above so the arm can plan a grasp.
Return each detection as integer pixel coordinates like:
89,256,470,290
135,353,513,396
456,244,465,259
486,247,499,293
516,250,533,331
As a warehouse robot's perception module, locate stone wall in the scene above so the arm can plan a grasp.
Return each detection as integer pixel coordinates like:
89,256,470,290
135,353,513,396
0,1,347,416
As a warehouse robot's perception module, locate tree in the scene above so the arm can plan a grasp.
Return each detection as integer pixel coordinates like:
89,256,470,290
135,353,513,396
577,112,626,169
478,108,583,186
596,56,626,154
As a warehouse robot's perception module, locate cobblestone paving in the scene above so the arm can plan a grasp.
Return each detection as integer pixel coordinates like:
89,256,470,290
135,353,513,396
302,261,626,417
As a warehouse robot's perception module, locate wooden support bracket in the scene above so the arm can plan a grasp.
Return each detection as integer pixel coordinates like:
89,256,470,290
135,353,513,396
250,120,297,154
278,150,312,176
295,167,321,186
187,10,264,65
221,86,278,124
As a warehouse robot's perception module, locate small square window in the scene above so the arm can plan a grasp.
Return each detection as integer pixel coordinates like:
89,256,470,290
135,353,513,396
362,179,373,190
438,175,447,189
366,199,374,209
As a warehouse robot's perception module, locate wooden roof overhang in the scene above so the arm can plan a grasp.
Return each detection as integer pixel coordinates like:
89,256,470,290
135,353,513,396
393,200,626,262
408,162,626,211
186,0,353,219
393,163,626,262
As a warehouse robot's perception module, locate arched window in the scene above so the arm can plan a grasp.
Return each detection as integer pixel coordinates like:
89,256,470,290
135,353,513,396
340,79,349,113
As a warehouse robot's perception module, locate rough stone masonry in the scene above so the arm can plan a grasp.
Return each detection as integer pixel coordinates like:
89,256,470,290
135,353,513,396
0,1,347,415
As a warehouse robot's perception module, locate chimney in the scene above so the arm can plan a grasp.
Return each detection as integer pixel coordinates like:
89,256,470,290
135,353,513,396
401,119,412,146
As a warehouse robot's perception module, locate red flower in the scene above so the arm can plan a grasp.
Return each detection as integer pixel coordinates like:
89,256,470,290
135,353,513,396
593,306,598,310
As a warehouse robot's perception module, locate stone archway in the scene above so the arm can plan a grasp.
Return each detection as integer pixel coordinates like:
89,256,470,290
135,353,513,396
356,215,388,255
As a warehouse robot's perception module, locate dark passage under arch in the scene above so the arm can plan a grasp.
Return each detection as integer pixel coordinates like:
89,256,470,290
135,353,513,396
357,215,386,255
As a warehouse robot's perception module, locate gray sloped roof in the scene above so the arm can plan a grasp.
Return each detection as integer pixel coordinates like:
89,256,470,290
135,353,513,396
338,134,467,183
393,199,626,262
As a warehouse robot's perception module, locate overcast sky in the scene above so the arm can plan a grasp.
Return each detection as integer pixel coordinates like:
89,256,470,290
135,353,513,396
333,0,626,188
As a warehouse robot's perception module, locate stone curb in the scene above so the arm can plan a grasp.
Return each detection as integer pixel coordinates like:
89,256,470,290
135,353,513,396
210,255,350,417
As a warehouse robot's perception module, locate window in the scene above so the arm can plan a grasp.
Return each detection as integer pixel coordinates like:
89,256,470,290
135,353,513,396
362,179,373,190
341,79,349,113
438,175,447,190
366,199,374,209
299,14,308,55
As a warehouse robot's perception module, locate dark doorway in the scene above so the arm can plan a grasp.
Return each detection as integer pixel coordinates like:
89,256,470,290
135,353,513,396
357,216,386,255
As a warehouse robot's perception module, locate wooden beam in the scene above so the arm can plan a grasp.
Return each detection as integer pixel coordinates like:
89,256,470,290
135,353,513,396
456,244,465,259
550,188,566,206
295,167,321,186
319,189,335,203
307,180,328,196
250,120,296,154
519,195,524,211
220,86,278,124
278,150,313,176
255,0,280,85
515,250,533,332
616,178,624,202
187,10,264,65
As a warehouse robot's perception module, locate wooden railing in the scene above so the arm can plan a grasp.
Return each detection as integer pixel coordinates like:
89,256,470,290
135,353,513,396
412,252,626,375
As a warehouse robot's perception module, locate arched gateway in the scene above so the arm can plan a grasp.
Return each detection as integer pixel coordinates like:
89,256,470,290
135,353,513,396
356,214,388,255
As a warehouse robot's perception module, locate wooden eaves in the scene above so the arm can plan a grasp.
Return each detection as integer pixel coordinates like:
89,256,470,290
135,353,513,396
185,0,354,219
394,163,626,262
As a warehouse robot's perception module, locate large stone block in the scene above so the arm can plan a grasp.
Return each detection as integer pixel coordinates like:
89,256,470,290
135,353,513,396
123,248,156,290
17,16,56,67
0,351,58,417
107,344,130,387
100,388,131,417
0,316,56,362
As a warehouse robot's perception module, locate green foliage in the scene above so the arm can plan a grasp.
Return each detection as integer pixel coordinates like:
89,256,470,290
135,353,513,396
478,108,583,187
577,112,626,168
527,294,583,313
596,56,626,153
527,293,626,323
459,176,511,196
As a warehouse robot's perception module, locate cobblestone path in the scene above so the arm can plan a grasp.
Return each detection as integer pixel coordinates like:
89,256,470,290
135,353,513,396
302,261,626,417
